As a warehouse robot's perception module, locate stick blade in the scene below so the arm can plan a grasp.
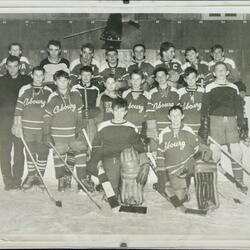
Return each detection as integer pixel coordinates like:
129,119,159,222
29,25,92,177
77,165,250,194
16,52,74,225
56,201,63,208
119,205,147,214
184,208,207,216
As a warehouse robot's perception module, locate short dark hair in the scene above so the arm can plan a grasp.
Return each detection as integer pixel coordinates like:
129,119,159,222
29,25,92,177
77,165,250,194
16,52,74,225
47,40,61,49
130,69,143,79
211,44,224,53
133,43,146,52
105,46,118,55
53,70,70,81
6,55,20,64
80,65,93,75
184,67,198,78
168,105,184,115
81,43,94,53
185,46,197,56
32,66,45,74
153,66,168,77
8,42,22,51
213,61,228,71
104,73,116,82
112,97,128,110
160,41,175,57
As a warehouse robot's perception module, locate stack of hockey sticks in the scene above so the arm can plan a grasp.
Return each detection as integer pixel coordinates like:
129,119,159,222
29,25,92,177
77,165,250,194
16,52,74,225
146,149,208,216
82,129,147,214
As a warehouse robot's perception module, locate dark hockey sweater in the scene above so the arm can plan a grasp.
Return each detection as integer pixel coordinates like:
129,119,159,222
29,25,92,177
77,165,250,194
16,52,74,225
15,84,52,133
201,81,244,121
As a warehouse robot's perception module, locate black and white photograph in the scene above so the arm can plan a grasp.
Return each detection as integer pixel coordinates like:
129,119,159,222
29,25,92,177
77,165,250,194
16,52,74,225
0,0,250,248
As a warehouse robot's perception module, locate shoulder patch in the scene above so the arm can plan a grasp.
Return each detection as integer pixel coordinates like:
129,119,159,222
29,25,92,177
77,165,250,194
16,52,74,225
18,84,32,97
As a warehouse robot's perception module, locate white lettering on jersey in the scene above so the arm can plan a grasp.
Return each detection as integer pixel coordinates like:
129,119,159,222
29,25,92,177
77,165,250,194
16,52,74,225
182,102,201,111
153,101,174,110
164,140,186,151
104,101,112,113
23,98,46,108
128,103,144,113
53,104,76,114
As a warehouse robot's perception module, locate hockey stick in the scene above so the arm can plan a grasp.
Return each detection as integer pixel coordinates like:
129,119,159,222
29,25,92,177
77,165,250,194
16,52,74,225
146,151,207,215
208,136,250,177
21,137,62,208
49,143,102,210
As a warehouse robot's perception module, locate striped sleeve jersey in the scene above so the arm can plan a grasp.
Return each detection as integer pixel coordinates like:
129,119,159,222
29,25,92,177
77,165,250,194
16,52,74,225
15,84,52,133
146,86,179,132
43,89,83,143
123,89,148,132
156,125,199,176
178,86,204,134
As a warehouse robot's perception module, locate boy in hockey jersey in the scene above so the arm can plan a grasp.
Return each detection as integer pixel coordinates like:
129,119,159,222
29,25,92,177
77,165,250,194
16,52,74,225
127,44,154,91
71,65,100,143
146,67,179,155
96,74,120,123
43,70,91,192
200,61,248,192
154,41,183,75
87,98,146,197
182,47,211,87
178,67,204,134
12,66,52,190
40,40,70,90
208,44,240,83
122,69,149,133
156,105,199,200
0,42,31,76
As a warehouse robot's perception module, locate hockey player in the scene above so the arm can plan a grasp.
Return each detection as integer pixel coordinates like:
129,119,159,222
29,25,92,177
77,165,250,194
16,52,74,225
199,61,248,192
154,41,183,75
127,44,154,91
40,40,70,90
12,66,52,190
0,56,32,190
87,98,146,197
0,42,31,76
122,69,149,133
156,105,199,201
71,65,100,143
178,67,204,134
182,46,211,87
146,67,179,156
96,74,120,123
43,70,91,192
208,44,240,83
100,47,128,94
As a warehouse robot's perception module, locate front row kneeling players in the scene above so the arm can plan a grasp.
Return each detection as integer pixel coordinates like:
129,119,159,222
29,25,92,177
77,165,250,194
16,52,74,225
43,70,94,192
155,105,216,210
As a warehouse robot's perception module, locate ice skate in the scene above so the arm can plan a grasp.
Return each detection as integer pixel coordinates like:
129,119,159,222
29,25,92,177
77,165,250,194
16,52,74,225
58,176,65,192
77,175,95,193
22,174,36,191
236,180,248,195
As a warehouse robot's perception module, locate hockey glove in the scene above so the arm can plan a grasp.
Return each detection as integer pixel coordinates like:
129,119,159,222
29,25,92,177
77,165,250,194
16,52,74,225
198,116,210,144
136,164,150,186
238,117,249,141
198,143,213,162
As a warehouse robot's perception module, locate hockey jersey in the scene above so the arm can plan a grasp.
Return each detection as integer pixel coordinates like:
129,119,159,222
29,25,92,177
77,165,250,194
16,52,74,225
154,58,183,74
100,61,128,81
146,87,179,132
0,56,31,76
201,80,243,120
15,84,52,133
127,61,154,78
123,89,148,131
44,89,83,143
71,82,100,119
40,57,70,83
156,125,199,176
96,91,119,122
178,87,204,134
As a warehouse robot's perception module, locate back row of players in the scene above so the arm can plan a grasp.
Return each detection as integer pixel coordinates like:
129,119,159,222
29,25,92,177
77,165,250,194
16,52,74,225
0,41,248,210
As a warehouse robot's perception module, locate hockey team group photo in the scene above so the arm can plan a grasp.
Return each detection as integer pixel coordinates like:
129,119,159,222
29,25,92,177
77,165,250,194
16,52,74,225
1,12,250,248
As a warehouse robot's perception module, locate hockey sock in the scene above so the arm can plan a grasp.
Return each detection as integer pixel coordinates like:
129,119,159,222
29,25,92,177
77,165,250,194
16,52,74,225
75,151,87,179
66,152,75,174
37,159,47,176
232,162,243,182
54,153,67,178
27,160,36,175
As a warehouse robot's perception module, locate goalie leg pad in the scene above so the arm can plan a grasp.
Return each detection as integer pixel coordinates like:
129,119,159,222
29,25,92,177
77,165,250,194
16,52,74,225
194,162,219,210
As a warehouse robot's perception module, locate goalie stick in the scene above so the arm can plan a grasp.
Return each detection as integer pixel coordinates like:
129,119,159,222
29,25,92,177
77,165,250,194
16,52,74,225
146,151,208,216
